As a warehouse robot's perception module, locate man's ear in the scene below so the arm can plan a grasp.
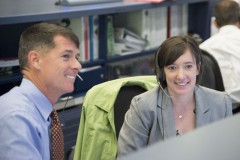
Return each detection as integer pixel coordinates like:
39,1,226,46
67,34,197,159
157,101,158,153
28,51,41,70
213,17,220,29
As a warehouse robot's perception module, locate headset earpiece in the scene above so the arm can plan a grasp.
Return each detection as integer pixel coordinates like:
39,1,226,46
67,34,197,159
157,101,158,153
159,70,166,82
155,46,166,83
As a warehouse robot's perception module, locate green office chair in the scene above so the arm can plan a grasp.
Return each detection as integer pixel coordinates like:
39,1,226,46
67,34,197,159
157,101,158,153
72,76,157,160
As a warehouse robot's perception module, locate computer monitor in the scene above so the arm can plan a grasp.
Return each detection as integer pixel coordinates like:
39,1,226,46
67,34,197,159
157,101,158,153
118,114,240,160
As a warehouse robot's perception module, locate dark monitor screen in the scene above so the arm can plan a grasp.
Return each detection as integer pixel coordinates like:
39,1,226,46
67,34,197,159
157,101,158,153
0,23,35,59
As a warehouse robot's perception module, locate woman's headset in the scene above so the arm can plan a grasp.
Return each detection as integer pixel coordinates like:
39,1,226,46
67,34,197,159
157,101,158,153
155,46,165,85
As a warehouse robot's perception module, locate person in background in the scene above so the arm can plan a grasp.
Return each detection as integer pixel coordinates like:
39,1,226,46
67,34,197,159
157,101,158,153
200,0,240,111
117,36,232,157
0,22,82,159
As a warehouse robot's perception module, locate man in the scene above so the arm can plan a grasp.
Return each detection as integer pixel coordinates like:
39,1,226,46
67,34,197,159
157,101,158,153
0,22,82,159
199,0,240,110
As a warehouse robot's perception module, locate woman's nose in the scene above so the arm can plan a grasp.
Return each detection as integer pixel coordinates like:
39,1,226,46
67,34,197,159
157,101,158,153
176,69,185,79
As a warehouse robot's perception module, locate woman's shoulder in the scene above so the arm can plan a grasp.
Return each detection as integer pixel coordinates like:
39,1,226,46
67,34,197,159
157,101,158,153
131,86,159,109
196,85,231,105
197,85,228,97
196,85,232,117
135,86,159,100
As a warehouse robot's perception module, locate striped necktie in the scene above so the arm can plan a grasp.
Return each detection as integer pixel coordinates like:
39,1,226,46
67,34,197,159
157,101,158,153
51,109,64,160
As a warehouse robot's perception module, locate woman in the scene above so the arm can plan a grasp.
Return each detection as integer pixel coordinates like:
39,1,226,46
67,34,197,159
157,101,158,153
117,36,232,157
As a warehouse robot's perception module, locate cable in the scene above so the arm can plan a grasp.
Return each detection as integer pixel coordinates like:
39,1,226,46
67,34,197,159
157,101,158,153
60,73,82,128
160,89,165,140
60,95,70,128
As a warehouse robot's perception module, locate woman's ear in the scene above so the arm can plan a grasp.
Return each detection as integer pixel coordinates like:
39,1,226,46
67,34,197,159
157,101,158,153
28,51,41,70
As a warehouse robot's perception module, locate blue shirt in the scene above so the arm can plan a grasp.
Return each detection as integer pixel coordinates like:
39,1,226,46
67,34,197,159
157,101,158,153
0,78,53,160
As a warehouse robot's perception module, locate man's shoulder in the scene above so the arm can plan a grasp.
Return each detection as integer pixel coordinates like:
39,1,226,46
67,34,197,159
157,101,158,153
0,88,34,118
199,34,220,50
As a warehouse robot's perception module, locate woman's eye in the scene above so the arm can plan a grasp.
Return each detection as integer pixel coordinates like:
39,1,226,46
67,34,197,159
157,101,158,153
167,66,176,71
185,65,193,70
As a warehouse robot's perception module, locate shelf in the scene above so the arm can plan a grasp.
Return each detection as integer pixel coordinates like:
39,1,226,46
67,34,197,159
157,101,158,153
0,0,151,25
80,59,105,68
54,92,85,110
0,0,208,25
0,72,22,85
107,48,156,63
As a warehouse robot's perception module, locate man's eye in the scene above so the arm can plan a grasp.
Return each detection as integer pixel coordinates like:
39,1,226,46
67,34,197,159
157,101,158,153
62,54,70,59
75,56,79,61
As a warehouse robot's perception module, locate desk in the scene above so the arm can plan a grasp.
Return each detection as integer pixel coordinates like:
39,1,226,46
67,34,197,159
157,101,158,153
119,114,240,160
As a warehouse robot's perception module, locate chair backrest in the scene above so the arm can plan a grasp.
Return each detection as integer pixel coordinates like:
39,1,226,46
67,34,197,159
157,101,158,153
72,76,157,160
114,85,147,138
199,49,225,91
